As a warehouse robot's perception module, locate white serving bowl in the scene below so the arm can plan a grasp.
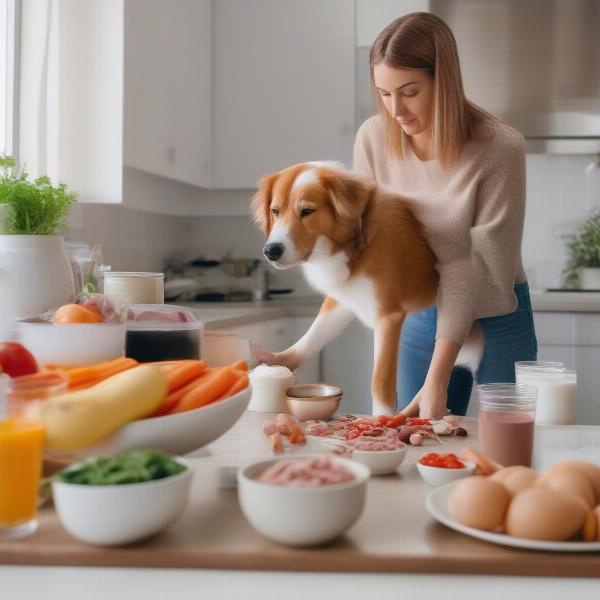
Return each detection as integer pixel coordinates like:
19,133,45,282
417,459,476,487
52,458,193,546
238,455,369,547
351,445,408,475
16,320,126,367
73,386,251,458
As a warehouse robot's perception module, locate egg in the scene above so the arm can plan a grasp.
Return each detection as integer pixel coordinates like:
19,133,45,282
449,476,510,531
539,462,600,504
538,468,596,508
582,507,600,542
52,304,103,325
505,486,587,541
490,466,538,497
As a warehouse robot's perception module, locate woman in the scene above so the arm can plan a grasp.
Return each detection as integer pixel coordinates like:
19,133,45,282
353,12,537,418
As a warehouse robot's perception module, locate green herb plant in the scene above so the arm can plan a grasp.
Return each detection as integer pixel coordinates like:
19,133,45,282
0,155,76,235
563,209,600,288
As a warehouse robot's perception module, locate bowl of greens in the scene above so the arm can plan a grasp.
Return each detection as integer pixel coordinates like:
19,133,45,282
51,450,193,546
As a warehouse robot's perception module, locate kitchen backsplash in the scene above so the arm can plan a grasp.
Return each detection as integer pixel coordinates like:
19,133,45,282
65,153,599,295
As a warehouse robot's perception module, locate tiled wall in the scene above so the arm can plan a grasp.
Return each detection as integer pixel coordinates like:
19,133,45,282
66,153,600,295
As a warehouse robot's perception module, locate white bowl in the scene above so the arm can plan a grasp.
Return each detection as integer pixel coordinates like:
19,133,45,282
73,386,251,458
238,455,369,547
16,320,126,366
417,459,476,487
351,445,408,475
52,457,193,546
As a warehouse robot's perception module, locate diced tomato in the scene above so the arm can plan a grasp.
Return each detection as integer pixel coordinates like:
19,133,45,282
386,413,406,428
419,452,466,469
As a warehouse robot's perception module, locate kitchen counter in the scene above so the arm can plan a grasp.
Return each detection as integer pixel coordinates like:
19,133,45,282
1,413,599,578
179,290,600,331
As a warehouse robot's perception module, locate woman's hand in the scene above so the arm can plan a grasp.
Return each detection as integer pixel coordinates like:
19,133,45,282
400,380,448,420
250,343,303,373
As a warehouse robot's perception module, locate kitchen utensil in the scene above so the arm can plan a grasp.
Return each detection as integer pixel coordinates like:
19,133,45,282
426,481,600,552
285,384,342,421
125,304,203,362
52,457,193,546
238,455,369,546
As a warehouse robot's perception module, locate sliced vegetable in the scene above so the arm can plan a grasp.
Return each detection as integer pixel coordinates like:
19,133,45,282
164,360,207,393
47,357,138,389
171,367,239,414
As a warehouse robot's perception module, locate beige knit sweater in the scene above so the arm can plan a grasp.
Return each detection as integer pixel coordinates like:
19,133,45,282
352,114,528,345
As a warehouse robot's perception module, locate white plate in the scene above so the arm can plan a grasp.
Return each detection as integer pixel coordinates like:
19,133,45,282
426,481,600,553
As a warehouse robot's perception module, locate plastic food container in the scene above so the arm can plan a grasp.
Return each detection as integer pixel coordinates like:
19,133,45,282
103,272,165,304
248,365,295,413
125,304,203,362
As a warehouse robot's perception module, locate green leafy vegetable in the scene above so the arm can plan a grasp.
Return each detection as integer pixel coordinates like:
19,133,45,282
54,450,186,486
0,155,76,235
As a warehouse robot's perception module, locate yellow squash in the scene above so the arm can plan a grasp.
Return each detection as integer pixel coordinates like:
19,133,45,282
42,365,167,451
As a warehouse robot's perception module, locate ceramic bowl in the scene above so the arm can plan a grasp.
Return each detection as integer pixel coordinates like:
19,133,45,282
417,459,476,487
238,455,369,546
16,320,126,367
52,458,193,546
285,383,343,421
69,386,251,458
351,445,408,475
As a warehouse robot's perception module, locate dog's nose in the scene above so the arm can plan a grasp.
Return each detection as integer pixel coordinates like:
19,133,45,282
263,242,285,261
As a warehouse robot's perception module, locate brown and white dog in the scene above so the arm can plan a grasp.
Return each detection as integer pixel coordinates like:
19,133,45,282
251,161,483,415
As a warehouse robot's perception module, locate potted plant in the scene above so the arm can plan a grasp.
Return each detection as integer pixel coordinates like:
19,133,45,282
564,209,600,290
0,156,77,318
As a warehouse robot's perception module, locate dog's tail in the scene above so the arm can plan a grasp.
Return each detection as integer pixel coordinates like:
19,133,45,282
454,323,484,374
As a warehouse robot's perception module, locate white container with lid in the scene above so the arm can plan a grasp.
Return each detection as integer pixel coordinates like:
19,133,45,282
248,365,295,413
126,304,203,362
103,272,164,304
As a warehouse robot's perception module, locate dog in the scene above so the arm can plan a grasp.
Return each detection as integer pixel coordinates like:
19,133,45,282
251,161,483,415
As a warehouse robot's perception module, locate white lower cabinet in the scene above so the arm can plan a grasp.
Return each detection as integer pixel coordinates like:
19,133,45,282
321,320,374,416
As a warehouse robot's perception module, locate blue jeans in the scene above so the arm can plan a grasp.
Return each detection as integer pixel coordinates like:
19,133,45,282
397,282,538,415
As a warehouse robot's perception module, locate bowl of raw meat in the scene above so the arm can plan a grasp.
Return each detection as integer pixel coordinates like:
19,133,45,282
346,438,408,476
238,455,369,546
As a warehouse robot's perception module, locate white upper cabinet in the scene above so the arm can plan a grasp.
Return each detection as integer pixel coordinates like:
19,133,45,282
211,0,356,188
124,0,212,187
124,0,355,190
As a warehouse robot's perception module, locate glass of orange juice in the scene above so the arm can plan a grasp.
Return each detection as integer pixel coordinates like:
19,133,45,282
0,374,46,538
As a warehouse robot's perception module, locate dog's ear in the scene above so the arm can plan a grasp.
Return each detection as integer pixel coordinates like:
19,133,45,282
320,169,371,222
251,172,278,235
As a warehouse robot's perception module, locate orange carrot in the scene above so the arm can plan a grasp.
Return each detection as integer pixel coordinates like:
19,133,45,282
171,368,238,414
165,360,206,393
230,360,249,372
222,374,249,399
149,369,213,417
50,357,138,388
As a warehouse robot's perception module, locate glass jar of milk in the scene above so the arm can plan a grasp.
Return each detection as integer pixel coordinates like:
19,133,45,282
515,361,577,425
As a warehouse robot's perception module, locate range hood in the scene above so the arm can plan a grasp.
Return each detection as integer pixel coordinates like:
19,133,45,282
430,0,600,153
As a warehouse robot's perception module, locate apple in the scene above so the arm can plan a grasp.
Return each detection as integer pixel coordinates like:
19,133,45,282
0,342,38,377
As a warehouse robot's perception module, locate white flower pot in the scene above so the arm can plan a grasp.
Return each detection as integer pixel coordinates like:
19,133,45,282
0,235,76,319
579,268,600,290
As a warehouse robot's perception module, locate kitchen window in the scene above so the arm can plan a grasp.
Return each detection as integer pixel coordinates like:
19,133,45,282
0,0,18,157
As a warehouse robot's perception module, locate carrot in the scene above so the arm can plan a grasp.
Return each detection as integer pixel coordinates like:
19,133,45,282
149,369,214,417
221,374,249,399
64,358,138,388
230,360,249,372
171,367,239,414
164,360,206,393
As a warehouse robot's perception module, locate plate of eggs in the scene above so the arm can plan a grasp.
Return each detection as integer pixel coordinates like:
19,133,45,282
426,460,600,552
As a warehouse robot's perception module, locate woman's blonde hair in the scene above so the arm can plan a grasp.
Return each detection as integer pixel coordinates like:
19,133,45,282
370,12,490,166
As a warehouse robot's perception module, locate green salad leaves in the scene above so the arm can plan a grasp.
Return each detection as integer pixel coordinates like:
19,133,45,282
55,450,186,486
0,155,76,235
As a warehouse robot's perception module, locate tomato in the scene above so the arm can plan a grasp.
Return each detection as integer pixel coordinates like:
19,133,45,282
0,342,38,377
407,418,431,427
419,452,465,469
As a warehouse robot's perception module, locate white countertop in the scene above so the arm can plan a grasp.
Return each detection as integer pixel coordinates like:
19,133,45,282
178,290,600,330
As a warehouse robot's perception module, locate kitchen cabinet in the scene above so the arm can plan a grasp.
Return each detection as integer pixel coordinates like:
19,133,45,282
124,0,212,187
321,320,374,415
211,316,321,384
124,0,356,190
